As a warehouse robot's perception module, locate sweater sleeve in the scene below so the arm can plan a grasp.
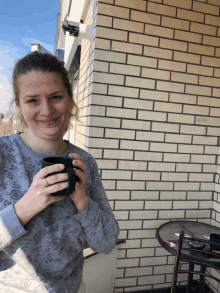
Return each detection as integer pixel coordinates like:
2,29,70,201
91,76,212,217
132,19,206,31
73,157,120,254
0,203,28,250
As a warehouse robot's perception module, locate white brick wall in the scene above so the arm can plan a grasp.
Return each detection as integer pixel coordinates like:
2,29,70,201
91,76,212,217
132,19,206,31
73,0,220,291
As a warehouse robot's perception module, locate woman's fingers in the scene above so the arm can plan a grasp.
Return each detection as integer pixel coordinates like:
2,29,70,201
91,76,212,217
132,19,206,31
69,153,84,161
72,159,86,173
37,164,65,180
74,168,86,181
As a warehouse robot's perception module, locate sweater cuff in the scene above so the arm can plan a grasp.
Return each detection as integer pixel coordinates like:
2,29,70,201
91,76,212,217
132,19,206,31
0,204,28,248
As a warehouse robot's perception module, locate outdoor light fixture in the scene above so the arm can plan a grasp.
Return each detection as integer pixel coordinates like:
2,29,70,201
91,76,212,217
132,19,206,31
62,19,94,40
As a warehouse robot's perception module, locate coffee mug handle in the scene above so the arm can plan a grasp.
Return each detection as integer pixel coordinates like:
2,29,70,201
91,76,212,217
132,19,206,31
66,166,76,194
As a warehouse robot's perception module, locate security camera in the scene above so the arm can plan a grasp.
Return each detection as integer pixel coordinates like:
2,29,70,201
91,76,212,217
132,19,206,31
62,20,94,40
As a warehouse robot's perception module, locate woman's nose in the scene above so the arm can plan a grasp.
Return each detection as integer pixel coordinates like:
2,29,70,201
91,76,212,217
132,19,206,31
40,101,55,115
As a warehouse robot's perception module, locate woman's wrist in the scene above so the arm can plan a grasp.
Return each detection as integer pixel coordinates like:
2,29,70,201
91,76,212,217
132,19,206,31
14,200,35,226
75,195,88,212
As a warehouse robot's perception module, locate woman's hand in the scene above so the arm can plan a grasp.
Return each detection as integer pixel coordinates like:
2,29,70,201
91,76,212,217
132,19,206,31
69,153,88,212
14,164,68,226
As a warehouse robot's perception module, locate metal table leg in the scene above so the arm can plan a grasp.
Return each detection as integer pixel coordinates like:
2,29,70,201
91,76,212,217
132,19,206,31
199,265,206,293
187,262,194,293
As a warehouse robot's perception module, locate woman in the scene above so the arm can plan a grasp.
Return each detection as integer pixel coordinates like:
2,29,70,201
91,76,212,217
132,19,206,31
0,51,120,293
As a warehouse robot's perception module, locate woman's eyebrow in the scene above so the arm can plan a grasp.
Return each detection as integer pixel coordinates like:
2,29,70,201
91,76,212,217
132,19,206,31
24,91,63,98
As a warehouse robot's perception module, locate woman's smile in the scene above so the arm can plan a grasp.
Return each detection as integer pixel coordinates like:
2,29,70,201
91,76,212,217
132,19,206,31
17,70,72,139
39,117,60,127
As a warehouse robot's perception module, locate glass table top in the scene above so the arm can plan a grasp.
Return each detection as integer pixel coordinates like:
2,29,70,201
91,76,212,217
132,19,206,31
157,220,220,265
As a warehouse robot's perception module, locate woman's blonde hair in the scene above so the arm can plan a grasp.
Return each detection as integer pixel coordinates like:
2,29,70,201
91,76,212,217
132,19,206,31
8,51,79,135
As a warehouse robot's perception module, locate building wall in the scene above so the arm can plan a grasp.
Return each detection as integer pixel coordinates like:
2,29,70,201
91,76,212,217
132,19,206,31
70,0,220,291
86,0,220,292
73,0,97,149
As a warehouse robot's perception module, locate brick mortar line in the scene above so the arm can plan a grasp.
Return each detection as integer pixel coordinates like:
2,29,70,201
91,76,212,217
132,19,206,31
91,75,220,91
95,46,217,63
90,80,219,104
97,17,219,46
90,141,213,149
110,1,220,13
95,48,219,71
98,7,219,27
91,83,220,101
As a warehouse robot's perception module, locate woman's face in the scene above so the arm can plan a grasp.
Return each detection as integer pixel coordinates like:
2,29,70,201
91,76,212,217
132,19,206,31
16,70,73,139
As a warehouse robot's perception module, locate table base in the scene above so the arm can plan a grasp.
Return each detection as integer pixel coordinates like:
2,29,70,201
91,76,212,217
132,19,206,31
185,280,213,293
165,281,214,293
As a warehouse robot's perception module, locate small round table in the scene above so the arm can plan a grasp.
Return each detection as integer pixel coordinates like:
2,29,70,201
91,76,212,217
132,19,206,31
156,220,220,293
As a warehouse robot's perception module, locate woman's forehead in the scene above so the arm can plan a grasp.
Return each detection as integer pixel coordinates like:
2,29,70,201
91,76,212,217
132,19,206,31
18,71,63,85
17,71,66,94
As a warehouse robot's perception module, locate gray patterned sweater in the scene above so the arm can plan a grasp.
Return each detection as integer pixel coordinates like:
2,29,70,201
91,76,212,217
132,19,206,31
0,132,120,293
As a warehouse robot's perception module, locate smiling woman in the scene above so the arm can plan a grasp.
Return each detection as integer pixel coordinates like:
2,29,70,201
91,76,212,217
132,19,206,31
17,71,71,154
8,51,80,155
8,51,79,137
16,70,73,155
0,51,120,293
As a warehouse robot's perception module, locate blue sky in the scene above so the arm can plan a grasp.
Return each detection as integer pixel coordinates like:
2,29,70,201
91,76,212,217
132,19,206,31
0,0,60,114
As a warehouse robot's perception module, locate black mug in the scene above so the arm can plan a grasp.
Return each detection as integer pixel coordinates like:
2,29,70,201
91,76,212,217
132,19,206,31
42,157,79,196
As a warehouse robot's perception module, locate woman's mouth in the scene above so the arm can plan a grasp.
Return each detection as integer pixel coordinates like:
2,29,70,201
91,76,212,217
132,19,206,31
40,117,59,126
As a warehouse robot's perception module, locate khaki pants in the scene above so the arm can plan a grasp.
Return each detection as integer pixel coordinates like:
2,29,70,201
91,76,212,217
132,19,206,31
77,279,86,293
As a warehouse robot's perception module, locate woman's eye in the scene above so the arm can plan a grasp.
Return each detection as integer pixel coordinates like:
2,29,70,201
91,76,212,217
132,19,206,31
53,96,63,100
27,96,62,103
27,99,36,103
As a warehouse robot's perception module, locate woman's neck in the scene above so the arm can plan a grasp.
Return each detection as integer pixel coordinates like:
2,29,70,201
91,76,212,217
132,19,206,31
20,130,68,155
